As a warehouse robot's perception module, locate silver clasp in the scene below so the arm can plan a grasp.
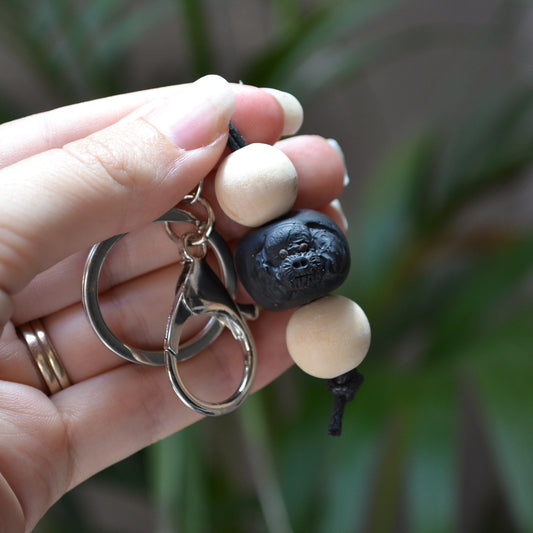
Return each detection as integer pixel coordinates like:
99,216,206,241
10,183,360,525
165,255,256,416
82,207,258,417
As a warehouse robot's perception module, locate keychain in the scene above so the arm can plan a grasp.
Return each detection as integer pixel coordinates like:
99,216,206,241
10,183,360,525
82,187,257,416
218,124,370,435
82,118,370,435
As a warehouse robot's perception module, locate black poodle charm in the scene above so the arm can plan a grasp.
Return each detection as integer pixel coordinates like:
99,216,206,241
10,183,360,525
234,209,350,311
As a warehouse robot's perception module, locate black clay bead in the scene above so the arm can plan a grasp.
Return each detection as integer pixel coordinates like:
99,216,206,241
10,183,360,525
234,209,350,311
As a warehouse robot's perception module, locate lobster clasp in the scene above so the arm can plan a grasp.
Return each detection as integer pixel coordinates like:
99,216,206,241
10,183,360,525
164,256,257,416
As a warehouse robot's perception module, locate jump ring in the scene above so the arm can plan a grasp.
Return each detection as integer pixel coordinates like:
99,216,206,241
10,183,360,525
182,180,204,205
182,232,208,261
179,196,215,243
165,196,214,248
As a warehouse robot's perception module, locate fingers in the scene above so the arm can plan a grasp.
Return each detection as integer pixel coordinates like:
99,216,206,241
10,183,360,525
0,85,184,168
0,83,284,168
279,135,346,210
0,381,70,531
1,78,348,389
52,308,292,491
7,250,280,389
229,84,284,144
11,135,347,324
2,286,293,528
0,75,235,299
0,261,179,392
0,76,352,531
0,77,304,330
11,224,179,324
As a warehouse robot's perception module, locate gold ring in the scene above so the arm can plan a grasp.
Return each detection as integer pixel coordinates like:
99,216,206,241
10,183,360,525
17,319,71,394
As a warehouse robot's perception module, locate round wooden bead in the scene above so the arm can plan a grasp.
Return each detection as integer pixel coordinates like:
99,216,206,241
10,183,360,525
214,143,298,227
286,295,371,379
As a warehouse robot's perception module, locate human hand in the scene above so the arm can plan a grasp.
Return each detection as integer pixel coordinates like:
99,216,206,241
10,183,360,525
0,75,346,531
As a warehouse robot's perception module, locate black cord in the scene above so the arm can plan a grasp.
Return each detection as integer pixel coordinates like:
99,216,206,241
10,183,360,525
228,121,247,151
327,368,364,436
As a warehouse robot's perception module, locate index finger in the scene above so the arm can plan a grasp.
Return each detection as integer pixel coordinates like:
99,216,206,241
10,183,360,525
0,83,285,168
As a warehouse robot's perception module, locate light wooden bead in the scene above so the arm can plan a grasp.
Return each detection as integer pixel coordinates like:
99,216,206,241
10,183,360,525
214,143,298,227
286,295,371,379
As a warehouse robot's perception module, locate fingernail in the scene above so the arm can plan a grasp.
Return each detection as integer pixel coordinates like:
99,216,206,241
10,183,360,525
330,199,348,231
327,138,350,187
262,88,304,136
148,75,235,150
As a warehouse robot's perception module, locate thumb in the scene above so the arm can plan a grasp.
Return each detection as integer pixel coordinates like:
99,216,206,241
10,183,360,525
0,75,234,301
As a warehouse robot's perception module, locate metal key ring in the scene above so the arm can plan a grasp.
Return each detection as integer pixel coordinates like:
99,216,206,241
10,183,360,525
164,256,257,416
82,208,237,366
166,316,256,416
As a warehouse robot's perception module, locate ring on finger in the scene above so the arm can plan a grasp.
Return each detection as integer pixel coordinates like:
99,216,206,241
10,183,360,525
17,318,71,394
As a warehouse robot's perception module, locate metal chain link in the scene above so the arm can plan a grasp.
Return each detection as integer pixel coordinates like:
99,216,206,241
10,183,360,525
164,180,215,258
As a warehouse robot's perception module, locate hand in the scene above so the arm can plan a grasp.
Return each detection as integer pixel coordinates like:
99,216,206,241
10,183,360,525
0,75,346,531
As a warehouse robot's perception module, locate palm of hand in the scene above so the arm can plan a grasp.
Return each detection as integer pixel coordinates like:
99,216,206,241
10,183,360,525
0,78,346,531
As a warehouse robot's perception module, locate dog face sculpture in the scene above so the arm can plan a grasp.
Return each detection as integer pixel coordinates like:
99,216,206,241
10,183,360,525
234,210,350,311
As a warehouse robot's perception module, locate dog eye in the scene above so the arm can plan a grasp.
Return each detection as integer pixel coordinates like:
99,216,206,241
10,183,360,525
299,242,308,252
279,249,288,259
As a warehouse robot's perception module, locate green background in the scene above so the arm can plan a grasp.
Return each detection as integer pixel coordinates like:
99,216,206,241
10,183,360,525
1,0,532,531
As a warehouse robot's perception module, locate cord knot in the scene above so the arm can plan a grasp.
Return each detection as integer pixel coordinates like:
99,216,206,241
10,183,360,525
326,368,364,436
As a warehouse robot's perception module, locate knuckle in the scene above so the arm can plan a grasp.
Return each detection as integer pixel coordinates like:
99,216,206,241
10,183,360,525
63,135,135,191
62,121,170,193
0,225,41,291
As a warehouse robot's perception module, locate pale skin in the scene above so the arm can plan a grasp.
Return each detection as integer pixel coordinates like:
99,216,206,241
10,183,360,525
0,75,346,532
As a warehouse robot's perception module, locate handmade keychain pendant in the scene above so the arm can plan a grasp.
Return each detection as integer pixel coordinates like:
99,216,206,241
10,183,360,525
234,209,350,311
82,116,370,435
221,123,371,435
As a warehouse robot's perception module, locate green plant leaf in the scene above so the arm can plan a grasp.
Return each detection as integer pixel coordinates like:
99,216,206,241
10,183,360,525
428,86,533,225
404,372,459,533
315,368,400,533
462,307,533,532
426,235,533,363
67,0,133,54
315,424,383,533
286,24,480,100
273,0,302,35
239,394,293,533
148,425,210,533
175,0,213,77
348,133,436,309
364,414,410,533
0,0,76,100
278,407,329,529
94,2,169,67
244,0,406,90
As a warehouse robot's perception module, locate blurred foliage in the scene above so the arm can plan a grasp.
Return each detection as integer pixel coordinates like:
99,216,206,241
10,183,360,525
1,0,532,532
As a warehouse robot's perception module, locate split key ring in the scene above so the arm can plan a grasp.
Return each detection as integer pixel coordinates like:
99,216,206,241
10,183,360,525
82,207,257,416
